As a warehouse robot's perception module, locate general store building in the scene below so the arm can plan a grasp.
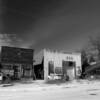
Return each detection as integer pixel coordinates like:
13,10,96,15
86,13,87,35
0,46,34,80
34,49,82,81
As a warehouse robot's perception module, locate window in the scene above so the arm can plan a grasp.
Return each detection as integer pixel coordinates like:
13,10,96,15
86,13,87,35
48,61,54,75
3,64,13,70
55,67,62,75
62,61,68,66
69,61,74,66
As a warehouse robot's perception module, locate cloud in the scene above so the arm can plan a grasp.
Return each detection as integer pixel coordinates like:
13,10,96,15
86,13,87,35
0,33,34,48
0,33,12,46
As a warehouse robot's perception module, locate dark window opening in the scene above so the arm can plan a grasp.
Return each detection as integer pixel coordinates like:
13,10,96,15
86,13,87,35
48,61,54,75
55,67,62,75
34,59,44,80
68,61,74,67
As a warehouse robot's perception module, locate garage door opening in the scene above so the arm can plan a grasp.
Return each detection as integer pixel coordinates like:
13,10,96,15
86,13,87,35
62,61,76,80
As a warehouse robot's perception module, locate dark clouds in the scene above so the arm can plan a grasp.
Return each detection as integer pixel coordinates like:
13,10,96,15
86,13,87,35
4,0,64,35
1,0,100,52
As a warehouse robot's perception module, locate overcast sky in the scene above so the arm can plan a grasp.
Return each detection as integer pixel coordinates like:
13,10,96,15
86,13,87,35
0,0,100,53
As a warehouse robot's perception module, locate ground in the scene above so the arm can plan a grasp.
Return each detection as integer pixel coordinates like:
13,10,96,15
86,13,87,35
0,80,100,100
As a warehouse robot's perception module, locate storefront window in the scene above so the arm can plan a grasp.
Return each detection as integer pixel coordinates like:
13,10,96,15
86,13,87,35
55,67,62,75
3,64,13,70
48,61,54,75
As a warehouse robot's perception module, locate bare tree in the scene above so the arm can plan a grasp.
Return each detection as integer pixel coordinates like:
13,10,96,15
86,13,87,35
81,49,89,78
87,36,100,62
80,36,100,78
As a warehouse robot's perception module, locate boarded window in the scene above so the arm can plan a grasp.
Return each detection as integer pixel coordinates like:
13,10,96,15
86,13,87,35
48,61,54,75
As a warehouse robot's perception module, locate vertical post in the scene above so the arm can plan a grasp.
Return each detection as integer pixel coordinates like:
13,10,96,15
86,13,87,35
32,64,36,80
19,64,22,79
44,50,49,82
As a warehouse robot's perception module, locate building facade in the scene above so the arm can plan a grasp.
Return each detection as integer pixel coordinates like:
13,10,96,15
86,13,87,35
0,46,34,80
34,49,82,81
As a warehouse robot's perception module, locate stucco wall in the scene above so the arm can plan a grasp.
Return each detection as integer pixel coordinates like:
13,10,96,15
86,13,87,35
44,49,82,80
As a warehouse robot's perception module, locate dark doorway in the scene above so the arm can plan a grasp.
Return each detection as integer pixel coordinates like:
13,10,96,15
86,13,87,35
34,59,44,80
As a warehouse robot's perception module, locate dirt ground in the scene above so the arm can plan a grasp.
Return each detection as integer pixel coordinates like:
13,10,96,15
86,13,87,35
0,80,100,100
